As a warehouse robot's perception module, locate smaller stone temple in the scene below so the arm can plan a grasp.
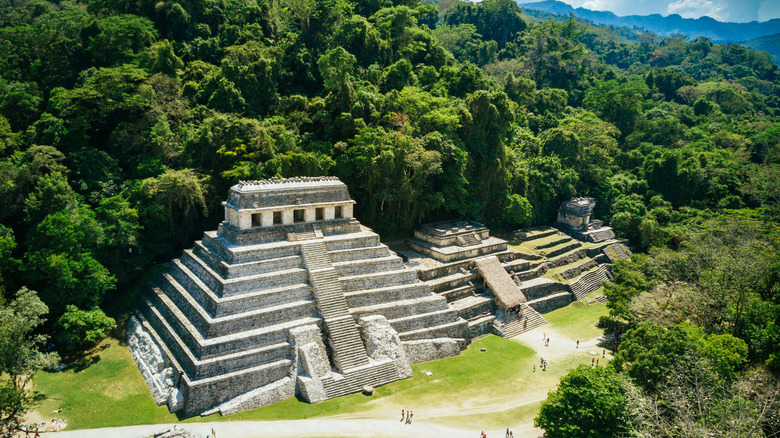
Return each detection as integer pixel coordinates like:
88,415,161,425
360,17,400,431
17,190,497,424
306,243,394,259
555,197,615,242
408,220,507,263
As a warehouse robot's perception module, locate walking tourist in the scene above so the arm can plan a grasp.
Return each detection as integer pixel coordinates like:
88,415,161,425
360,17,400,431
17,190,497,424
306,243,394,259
401,409,404,421
576,339,579,348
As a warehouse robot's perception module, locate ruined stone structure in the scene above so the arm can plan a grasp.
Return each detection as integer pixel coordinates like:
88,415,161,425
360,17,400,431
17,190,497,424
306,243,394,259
129,177,466,417
555,197,615,242
130,180,632,417
403,218,632,340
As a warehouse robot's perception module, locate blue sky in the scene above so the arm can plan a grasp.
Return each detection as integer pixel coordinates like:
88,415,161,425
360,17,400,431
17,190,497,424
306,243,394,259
523,0,780,22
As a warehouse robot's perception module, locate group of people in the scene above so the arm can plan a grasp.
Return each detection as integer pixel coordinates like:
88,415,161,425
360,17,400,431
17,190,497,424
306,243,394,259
534,357,548,372
400,409,414,424
478,427,515,437
3,423,41,438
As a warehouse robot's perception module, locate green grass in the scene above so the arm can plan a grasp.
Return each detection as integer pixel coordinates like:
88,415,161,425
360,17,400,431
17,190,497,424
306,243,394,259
543,258,593,283
34,336,545,429
34,340,180,429
543,288,609,341
33,292,611,431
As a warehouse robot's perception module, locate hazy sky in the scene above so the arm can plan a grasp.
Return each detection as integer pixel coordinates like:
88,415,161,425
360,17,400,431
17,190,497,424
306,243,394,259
536,0,780,22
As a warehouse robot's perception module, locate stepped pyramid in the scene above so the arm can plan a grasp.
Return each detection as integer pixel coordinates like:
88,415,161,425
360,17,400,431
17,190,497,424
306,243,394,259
403,218,632,340
129,177,467,416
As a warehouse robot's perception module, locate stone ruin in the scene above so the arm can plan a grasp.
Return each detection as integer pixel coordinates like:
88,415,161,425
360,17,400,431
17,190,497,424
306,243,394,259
129,180,633,417
555,197,615,242
129,177,466,417
403,217,632,339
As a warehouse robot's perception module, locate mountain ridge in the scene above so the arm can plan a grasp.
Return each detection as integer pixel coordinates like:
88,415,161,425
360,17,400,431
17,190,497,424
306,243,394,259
517,0,780,42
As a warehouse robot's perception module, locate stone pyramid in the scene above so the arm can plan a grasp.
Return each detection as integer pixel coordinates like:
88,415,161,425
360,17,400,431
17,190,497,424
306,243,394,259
129,177,467,416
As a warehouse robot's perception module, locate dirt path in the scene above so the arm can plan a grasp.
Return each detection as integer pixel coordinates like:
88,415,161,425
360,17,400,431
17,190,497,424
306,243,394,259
32,329,612,438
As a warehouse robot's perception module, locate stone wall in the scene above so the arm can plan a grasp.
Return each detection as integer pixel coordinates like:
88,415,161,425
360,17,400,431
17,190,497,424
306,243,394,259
359,316,413,379
527,293,573,314
127,316,180,409
403,338,464,363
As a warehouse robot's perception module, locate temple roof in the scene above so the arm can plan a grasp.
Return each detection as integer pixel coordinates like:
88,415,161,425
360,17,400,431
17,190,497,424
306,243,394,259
474,256,527,308
226,177,353,210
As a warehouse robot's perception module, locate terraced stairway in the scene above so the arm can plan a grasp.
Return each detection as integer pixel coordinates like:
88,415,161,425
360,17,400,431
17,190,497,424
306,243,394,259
492,305,547,338
320,360,399,398
300,241,369,371
291,224,319,241
457,232,481,246
569,265,612,301
587,228,615,242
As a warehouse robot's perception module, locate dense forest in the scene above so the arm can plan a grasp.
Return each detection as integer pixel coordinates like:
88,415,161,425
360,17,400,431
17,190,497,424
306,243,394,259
0,0,778,433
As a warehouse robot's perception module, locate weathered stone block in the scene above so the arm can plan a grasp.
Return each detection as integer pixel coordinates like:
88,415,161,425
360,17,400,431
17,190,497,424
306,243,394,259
359,315,413,379
127,315,177,406
402,338,463,363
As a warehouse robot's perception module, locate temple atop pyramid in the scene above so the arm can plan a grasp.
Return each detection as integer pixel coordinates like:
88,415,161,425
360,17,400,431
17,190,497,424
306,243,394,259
128,179,633,417
128,177,468,416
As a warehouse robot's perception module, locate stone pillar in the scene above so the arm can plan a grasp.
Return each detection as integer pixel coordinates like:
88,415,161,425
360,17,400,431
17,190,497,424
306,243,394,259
224,207,237,227
344,204,353,219
282,209,294,225
304,208,315,223
237,212,252,229
324,206,335,220
261,211,274,227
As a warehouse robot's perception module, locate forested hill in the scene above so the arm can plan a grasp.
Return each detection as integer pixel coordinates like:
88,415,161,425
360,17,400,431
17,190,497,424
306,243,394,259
0,0,779,376
518,0,780,42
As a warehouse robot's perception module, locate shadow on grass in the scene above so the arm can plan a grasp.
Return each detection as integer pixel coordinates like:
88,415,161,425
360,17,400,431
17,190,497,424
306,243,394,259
54,343,109,373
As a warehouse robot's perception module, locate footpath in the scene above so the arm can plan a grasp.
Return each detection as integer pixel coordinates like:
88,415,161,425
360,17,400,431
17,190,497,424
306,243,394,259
47,328,612,438
52,419,479,438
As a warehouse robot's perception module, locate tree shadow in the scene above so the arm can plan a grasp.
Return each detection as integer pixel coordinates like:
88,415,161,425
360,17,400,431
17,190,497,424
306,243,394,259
56,343,109,373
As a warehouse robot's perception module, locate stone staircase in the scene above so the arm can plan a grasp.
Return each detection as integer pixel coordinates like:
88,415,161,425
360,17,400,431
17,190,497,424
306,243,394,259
321,360,399,399
569,265,612,301
595,295,608,303
457,232,481,246
587,228,615,242
612,243,630,259
492,305,547,338
291,224,319,241
603,242,632,262
300,241,369,371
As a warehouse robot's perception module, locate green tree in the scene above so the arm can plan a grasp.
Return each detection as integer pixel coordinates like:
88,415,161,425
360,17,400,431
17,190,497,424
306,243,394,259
583,80,648,137
503,194,532,226
24,209,116,315
535,365,631,438
87,15,158,66
0,288,59,417
55,305,117,353
23,172,78,224
137,168,209,259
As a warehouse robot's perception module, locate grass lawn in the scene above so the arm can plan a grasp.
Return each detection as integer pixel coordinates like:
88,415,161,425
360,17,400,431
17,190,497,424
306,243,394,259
32,291,611,431
543,288,609,341
34,339,179,429
34,335,547,430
